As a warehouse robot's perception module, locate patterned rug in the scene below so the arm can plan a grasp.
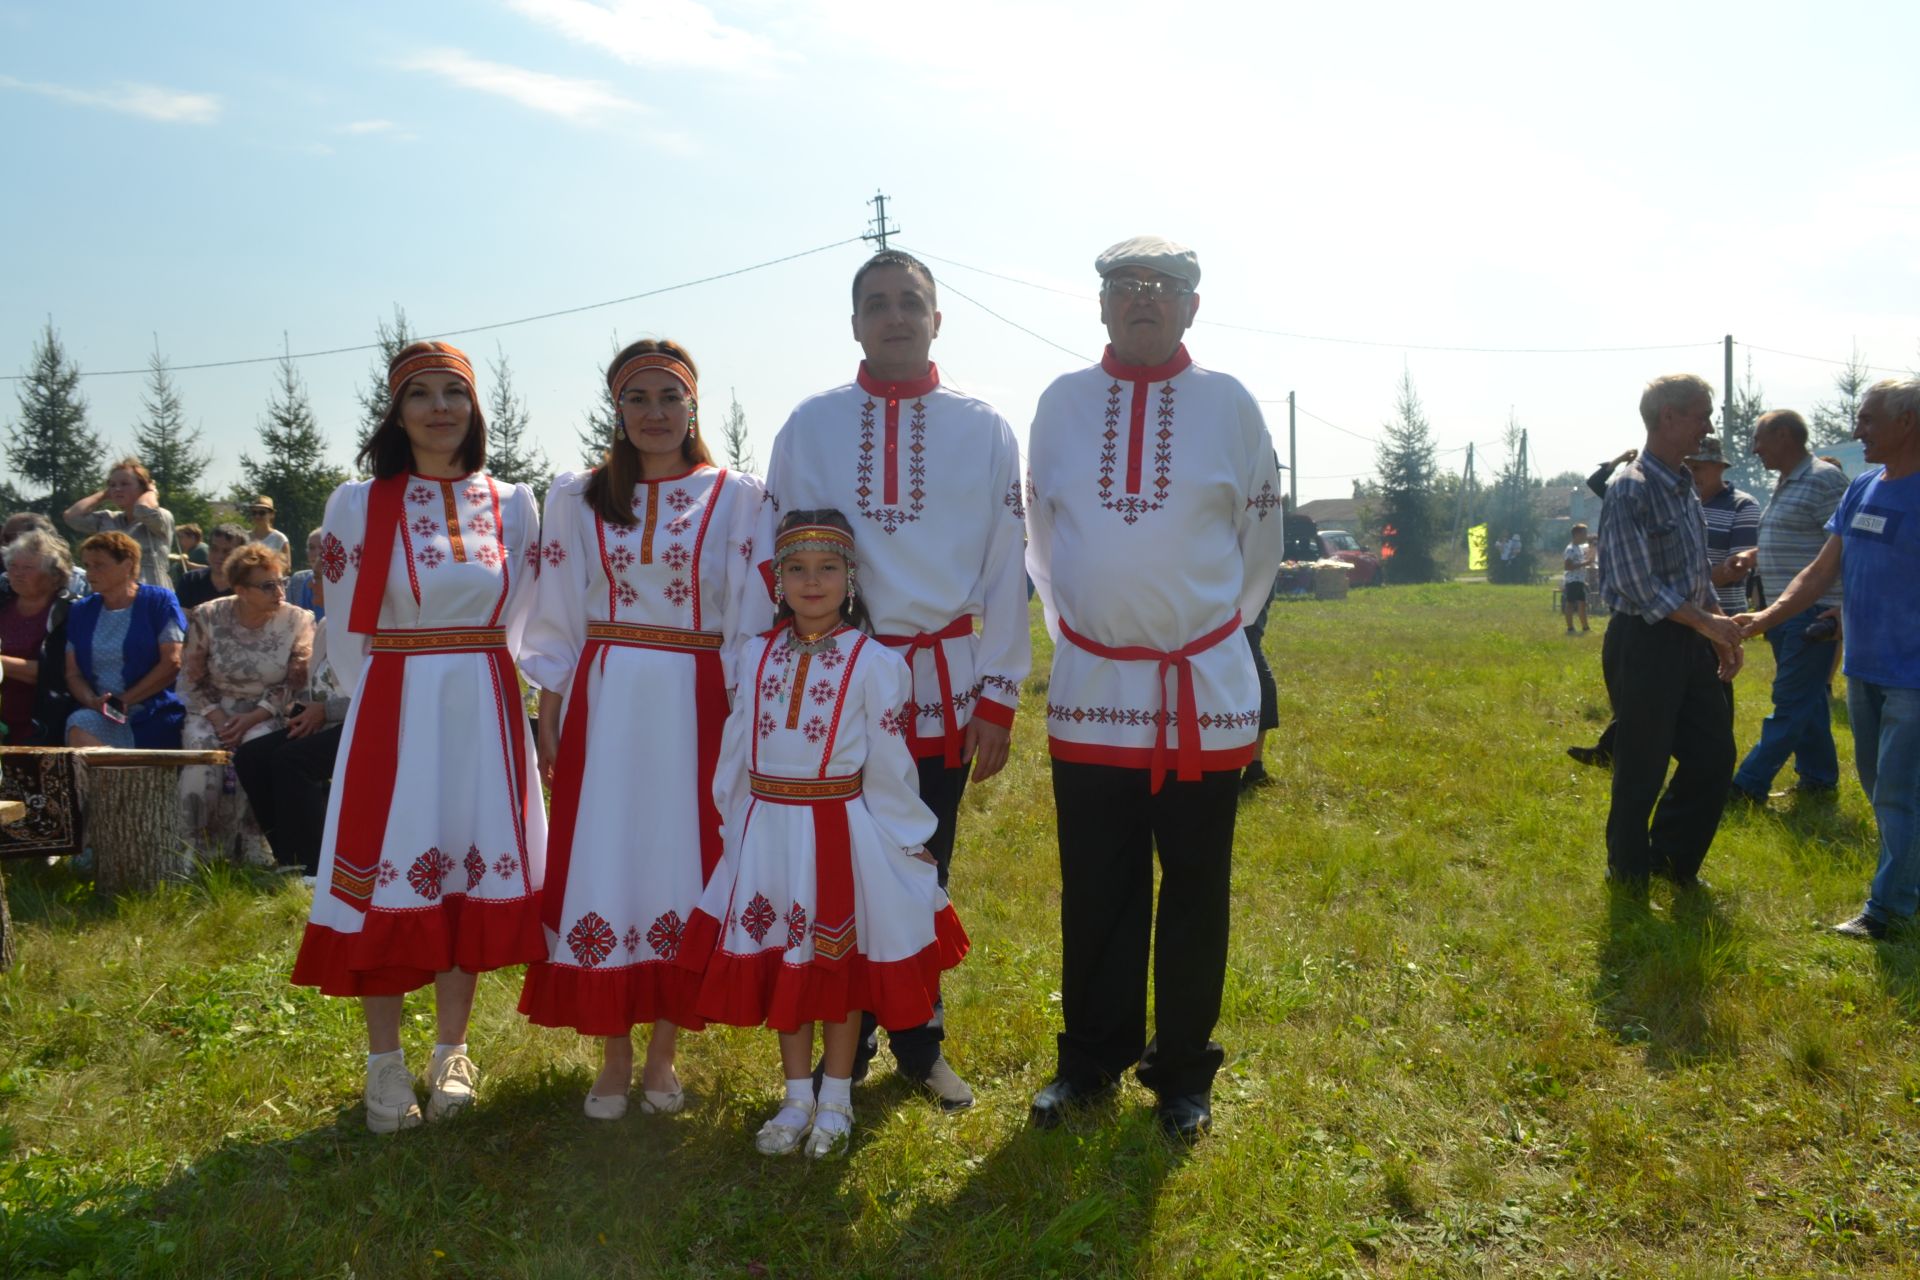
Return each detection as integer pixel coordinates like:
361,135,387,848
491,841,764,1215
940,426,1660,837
1,753,85,860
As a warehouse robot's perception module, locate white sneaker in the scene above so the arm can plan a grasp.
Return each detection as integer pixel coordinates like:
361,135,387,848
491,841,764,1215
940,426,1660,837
424,1051,478,1122
755,1100,814,1156
365,1057,422,1134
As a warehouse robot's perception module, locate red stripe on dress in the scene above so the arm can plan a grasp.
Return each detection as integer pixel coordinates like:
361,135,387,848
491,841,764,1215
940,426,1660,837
688,468,726,632
594,511,617,622
487,648,530,868
397,511,422,608
816,632,868,776
485,477,509,628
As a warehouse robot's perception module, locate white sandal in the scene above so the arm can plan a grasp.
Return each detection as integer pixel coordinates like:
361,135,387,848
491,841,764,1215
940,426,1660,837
803,1101,855,1160
639,1086,684,1115
583,1090,629,1121
754,1100,815,1156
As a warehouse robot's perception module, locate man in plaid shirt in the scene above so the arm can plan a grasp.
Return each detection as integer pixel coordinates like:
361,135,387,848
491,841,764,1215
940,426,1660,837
1596,374,1746,894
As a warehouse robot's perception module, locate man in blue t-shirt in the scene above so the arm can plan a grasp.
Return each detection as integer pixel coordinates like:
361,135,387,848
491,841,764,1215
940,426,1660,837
1737,378,1920,938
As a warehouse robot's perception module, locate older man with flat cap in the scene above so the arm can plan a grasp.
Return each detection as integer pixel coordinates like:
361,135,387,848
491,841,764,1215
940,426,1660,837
1024,236,1285,1141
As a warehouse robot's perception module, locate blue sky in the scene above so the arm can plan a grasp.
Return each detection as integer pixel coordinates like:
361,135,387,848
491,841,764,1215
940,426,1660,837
3,0,1917,504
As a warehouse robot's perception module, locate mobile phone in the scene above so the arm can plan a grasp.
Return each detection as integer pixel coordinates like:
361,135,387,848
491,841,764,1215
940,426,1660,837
1805,616,1839,643
101,694,128,725
288,701,308,718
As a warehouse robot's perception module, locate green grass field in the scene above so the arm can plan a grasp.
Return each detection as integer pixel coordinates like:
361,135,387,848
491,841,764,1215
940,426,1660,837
5,585,1917,1278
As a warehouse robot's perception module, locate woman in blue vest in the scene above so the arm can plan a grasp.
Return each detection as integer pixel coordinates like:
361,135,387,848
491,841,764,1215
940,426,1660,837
64,531,186,749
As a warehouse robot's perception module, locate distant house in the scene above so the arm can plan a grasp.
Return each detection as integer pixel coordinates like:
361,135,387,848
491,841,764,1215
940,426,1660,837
1294,498,1363,532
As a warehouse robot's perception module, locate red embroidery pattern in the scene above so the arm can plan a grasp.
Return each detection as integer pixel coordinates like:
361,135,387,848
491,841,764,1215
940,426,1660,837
462,483,489,506
1247,481,1280,520
319,533,348,583
856,397,929,533
665,514,693,535
802,715,828,744
350,544,364,570
647,910,684,960
815,648,846,670
463,845,486,891
756,711,778,740
407,847,456,900
809,678,836,706
492,853,519,879
665,488,694,513
981,674,1021,700
472,542,502,569
1004,480,1026,519
1098,381,1176,523
416,545,446,569
1045,701,1260,731
377,859,398,887
407,484,435,506
466,514,497,539
878,703,910,737
662,579,692,607
741,894,776,944
760,672,787,702
785,902,808,950
607,545,634,572
660,544,690,572
523,543,542,570
914,685,979,721
542,541,567,567
738,538,752,561
566,911,617,967
410,516,439,539
623,925,643,957
613,581,639,608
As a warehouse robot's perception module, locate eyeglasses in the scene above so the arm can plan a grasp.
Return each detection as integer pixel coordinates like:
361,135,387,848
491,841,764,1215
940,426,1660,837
242,577,290,594
1103,278,1191,301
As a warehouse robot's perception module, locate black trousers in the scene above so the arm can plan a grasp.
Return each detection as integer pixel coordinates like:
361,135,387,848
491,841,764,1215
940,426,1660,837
1245,593,1279,734
856,755,969,1075
1050,759,1239,1097
1601,614,1735,882
233,724,344,875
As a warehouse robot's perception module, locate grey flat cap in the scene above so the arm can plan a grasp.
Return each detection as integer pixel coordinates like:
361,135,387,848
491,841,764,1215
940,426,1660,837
1095,235,1200,289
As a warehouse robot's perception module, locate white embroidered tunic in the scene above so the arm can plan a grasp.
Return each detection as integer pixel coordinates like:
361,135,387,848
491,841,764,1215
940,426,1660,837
516,464,767,1033
763,364,1030,763
292,472,548,996
1025,345,1286,780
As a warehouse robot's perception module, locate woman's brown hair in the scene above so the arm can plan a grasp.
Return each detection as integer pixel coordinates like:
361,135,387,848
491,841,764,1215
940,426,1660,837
107,456,155,492
583,339,713,527
224,542,286,588
356,342,489,479
79,530,142,572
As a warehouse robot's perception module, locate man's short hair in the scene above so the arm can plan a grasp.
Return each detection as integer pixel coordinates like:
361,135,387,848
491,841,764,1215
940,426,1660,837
2,511,56,544
851,250,937,311
210,522,248,547
1866,377,1920,422
1639,374,1715,432
1755,408,1809,446
178,522,202,539
1570,522,1589,537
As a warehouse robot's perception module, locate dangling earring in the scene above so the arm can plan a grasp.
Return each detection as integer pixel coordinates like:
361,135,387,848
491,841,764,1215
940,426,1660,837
773,577,785,606
688,403,699,436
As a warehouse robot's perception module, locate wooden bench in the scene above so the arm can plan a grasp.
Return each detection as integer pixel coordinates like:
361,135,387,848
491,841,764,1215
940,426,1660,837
1,746,230,898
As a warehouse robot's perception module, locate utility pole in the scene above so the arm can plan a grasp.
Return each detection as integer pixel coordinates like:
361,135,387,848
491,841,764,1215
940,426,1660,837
1287,391,1297,509
863,191,899,252
1723,334,1733,435
1451,441,1475,545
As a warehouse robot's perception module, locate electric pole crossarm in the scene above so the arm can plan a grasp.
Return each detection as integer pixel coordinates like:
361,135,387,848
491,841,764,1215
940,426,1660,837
863,191,900,252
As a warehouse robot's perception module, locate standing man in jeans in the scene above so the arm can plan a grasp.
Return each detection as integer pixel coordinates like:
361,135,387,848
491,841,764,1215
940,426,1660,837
1596,375,1745,894
1738,379,1920,937
1731,409,1848,805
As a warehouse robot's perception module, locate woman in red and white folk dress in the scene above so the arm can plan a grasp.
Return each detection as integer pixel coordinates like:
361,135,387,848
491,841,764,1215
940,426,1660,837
291,341,548,1134
517,340,767,1119
679,510,968,1159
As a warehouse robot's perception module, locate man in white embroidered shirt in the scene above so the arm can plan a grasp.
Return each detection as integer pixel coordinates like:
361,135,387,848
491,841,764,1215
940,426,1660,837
762,250,1030,1111
1025,236,1285,1141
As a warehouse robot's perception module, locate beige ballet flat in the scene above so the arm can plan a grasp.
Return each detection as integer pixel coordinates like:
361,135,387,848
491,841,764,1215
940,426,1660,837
583,1090,630,1121
639,1087,684,1115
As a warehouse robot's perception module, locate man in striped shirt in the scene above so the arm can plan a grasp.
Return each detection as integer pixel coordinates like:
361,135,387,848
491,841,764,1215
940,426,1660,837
1732,409,1848,805
1596,375,1746,893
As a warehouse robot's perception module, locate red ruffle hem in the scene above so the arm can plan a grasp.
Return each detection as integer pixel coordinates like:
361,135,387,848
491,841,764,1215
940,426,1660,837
518,959,708,1035
679,904,969,1034
291,893,547,997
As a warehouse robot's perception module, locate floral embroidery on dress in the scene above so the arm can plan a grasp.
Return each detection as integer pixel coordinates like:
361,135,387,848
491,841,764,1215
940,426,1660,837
613,581,639,609
623,925,643,957
815,648,846,670
785,902,808,950
660,544,691,572
981,674,1021,699
472,542,502,569
878,703,910,737
566,911,617,967
407,847,456,900
408,484,435,506
647,910,685,960
741,894,777,944
808,678,836,706
662,579,692,607
760,673,787,702
1247,481,1280,519
664,488,694,513
856,397,929,533
756,711,778,740
523,543,542,569
607,545,635,573
410,516,439,539
350,544,365,570
801,715,828,744
466,514,497,539
738,538,752,560
665,514,693,535
463,845,486,891
492,853,520,879
377,859,399,887
542,540,568,567
416,545,446,569
1004,480,1026,520
462,483,489,506
319,533,348,583
1045,701,1260,731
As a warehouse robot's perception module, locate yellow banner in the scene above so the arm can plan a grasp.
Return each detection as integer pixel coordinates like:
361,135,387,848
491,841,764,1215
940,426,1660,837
1467,524,1488,572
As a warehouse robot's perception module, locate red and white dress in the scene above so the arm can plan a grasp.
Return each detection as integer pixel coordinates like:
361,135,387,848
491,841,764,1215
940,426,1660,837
516,464,768,1035
678,623,968,1032
763,364,1029,766
291,472,548,996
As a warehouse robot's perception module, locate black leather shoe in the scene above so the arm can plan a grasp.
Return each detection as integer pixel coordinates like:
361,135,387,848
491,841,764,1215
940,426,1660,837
1831,911,1888,941
1726,786,1767,809
1154,1092,1212,1143
1566,745,1611,768
1028,1077,1114,1130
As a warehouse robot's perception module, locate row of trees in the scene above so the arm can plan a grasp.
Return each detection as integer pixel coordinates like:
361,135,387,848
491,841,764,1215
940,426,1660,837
1364,351,1885,585
3,312,762,569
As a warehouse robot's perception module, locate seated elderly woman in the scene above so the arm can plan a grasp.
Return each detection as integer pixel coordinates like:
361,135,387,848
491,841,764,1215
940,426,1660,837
286,528,326,618
65,532,186,748
177,542,313,865
1,528,77,746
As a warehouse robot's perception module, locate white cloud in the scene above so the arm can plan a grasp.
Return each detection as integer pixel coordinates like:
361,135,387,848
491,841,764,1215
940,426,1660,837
0,74,220,123
401,48,650,123
506,0,788,74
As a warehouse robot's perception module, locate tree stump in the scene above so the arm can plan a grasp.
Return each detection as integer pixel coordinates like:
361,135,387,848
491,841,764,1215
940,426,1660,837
0,799,21,973
79,762,192,898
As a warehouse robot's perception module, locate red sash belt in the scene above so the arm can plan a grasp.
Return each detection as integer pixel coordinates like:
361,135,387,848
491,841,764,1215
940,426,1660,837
331,627,516,912
874,614,974,767
1057,611,1243,794
750,771,861,967
543,621,728,935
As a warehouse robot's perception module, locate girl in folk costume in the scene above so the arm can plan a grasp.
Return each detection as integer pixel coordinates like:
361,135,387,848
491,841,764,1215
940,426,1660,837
291,341,548,1134
517,340,767,1119
678,510,968,1158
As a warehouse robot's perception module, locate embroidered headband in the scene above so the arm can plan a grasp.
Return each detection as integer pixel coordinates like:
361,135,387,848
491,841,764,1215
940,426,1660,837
387,342,475,398
609,352,697,400
774,523,856,565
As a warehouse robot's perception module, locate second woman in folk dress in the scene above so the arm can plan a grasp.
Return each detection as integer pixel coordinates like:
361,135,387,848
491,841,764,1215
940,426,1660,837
679,510,968,1158
290,341,548,1134
518,339,768,1119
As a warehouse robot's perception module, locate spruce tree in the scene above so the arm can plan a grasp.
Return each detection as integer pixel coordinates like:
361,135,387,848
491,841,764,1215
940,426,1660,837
132,348,215,530
236,357,346,567
1811,344,1871,448
354,305,415,467
1720,356,1770,498
578,375,618,471
485,347,551,503
719,389,753,472
1372,368,1441,584
1486,417,1537,585
3,321,103,518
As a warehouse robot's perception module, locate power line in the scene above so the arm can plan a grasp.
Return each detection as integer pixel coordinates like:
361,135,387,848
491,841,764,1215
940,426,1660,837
2,235,865,382
933,278,1092,365
1741,343,1913,377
